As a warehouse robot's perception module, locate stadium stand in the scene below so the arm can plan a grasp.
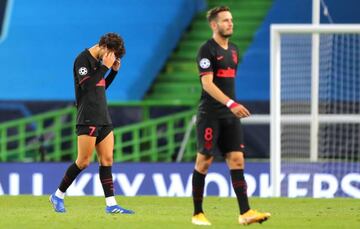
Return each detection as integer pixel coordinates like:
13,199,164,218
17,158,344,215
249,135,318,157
145,0,273,105
0,0,206,101
1,0,359,103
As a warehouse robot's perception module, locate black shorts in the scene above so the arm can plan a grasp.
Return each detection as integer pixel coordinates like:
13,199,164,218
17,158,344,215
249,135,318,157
76,125,113,145
196,114,245,156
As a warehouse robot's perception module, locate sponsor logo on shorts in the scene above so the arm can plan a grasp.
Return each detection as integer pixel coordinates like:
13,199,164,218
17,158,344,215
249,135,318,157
204,141,212,150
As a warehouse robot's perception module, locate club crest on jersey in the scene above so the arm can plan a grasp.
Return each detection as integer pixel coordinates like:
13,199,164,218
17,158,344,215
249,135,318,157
231,50,238,64
199,58,211,69
78,67,88,76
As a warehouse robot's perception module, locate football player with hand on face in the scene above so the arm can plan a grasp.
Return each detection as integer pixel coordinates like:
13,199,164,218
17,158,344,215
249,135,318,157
49,33,134,215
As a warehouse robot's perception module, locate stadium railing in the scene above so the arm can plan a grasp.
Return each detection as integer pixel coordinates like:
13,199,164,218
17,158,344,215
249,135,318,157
0,103,197,162
0,106,77,162
113,108,196,162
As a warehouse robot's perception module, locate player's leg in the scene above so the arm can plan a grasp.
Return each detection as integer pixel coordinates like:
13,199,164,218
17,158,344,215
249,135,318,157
221,118,270,225
191,115,217,225
226,152,270,225
50,126,97,213
225,151,250,214
192,153,214,225
95,127,134,214
193,153,214,213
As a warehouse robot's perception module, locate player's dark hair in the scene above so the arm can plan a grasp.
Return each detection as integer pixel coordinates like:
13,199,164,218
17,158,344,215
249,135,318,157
99,32,125,59
206,6,230,22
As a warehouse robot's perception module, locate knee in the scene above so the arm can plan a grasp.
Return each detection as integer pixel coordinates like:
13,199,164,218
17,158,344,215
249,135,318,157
76,157,91,169
230,155,244,169
100,156,113,166
195,160,212,174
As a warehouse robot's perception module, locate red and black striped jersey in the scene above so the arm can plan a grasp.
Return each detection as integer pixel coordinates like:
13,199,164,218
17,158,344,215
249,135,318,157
196,39,239,118
73,49,117,125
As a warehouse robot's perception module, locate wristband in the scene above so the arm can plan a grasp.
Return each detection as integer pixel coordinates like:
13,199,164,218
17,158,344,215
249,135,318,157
226,99,239,109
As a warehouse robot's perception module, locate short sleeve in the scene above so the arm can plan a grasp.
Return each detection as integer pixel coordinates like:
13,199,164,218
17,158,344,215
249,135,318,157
74,56,91,84
196,44,214,77
74,54,108,89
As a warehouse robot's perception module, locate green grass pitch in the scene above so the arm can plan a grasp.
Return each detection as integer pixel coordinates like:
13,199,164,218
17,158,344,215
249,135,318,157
0,196,359,228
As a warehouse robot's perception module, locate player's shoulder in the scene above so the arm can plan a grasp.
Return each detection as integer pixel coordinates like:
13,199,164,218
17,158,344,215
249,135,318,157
76,49,90,60
200,39,212,47
198,39,216,54
74,49,91,65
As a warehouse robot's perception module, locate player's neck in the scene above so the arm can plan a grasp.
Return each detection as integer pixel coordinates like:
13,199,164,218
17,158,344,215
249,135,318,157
88,44,101,60
213,34,229,50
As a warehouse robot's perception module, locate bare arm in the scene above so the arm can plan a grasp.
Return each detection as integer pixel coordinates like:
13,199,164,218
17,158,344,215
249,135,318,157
201,73,250,118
